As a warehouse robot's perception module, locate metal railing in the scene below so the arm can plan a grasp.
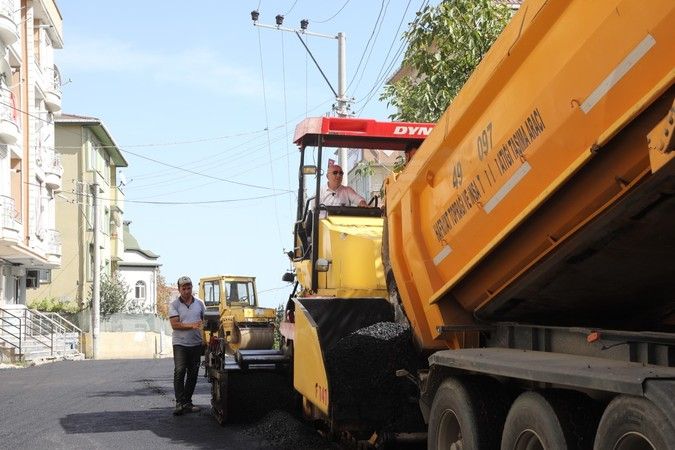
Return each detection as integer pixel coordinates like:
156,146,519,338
0,308,22,356
42,311,83,353
0,0,17,20
0,194,20,231
42,228,62,257
43,148,63,177
42,65,62,96
0,307,82,361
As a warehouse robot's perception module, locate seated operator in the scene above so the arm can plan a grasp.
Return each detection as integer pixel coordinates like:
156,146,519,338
319,164,367,207
404,143,419,164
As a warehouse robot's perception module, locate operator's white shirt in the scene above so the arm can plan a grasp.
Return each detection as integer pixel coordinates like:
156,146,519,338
319,184,366,207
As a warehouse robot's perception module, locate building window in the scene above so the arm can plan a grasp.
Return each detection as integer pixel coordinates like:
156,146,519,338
135,281,146,300
39,269,51,284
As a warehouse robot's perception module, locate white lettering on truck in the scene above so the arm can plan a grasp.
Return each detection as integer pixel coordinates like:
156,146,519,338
393,126,433,136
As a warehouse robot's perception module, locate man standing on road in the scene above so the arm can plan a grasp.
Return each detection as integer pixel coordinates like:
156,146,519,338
169,276,206,416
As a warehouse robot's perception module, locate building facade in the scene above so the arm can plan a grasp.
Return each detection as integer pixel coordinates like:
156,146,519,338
118,221,160,314
0,0,64,307
26,114,128,307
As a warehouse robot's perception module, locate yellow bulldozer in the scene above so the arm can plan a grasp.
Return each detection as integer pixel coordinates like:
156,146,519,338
199,275,276,353
199,275,291,424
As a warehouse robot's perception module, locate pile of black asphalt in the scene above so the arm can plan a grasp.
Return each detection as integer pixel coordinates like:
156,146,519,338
325,321,426,432
245,410,337,449
226,371,337,448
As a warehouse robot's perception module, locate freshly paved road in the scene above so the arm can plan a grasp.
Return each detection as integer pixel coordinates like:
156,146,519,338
0,358,277,449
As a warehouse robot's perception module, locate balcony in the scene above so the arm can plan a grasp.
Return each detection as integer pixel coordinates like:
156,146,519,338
43,228,62,264
0,0,18,46
0,89,20,145
42,65,62,112
0,194,21,243
43,148,63,190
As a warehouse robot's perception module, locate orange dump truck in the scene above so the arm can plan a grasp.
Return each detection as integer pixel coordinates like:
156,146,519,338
384,0,675,447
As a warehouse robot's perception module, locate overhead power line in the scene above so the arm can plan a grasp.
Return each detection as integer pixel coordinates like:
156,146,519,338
121,147,293,192
314,0,351,23
59,189,290,206
347,0,388,92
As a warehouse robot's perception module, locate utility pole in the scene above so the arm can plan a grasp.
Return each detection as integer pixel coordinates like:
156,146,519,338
336,32,349,185
91,183,100,359
252,12,351,184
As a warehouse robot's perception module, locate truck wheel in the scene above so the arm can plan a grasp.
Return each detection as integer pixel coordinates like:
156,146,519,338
593,395,675,450
501,391,598,450
428,377,507,450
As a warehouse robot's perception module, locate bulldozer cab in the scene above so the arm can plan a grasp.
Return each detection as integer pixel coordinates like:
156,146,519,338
290,117,433,296
200,275,258,311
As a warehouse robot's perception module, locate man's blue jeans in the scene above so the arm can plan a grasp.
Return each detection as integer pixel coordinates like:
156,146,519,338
173,344,202,405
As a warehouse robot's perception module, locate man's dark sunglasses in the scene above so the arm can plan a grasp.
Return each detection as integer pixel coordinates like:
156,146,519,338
331,170,344,175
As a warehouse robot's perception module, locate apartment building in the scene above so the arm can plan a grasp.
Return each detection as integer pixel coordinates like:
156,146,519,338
26,114,128,307
0,0,64,307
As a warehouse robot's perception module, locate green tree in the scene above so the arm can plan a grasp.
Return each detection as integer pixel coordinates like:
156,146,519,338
88,272,130,318
381,0,512,122
273,303,286,350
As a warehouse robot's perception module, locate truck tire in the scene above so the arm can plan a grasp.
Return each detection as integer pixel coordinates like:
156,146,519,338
428,377,507,450
593,395,675,450
501,390,598,450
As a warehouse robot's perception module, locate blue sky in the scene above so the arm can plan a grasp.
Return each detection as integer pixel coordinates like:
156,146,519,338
57,1,434,308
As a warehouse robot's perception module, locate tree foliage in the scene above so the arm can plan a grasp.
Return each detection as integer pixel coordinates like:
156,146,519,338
155,271,173,319
273,303,286,350
88,272,130,318
381,0,512,122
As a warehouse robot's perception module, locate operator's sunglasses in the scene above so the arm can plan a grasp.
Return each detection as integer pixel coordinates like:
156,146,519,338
331,170,344,175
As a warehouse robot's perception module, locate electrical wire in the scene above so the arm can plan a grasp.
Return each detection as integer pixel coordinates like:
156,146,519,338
120,128,270,148
346,0,387,92
280,32,294,214
59,188,290,206
356,0,430,114
354,0,411,100
356,39,407,113
131,149,297,199
257,26,285,247
120,147,293,192
313,0,351,23
284,0,298,15
350,0,391,95
258,285,291,294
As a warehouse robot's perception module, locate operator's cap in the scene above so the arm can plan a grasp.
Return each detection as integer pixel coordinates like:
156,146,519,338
177,276,192,287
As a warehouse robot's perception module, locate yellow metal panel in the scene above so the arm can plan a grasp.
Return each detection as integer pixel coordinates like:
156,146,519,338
386,0,675,349
319,216,386,292
292,299,330,415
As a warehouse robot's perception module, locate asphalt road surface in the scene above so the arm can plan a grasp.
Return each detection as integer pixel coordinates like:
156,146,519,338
0,358,331,449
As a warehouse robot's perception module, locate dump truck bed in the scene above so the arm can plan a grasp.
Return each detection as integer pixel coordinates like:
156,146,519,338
386,0,675,349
